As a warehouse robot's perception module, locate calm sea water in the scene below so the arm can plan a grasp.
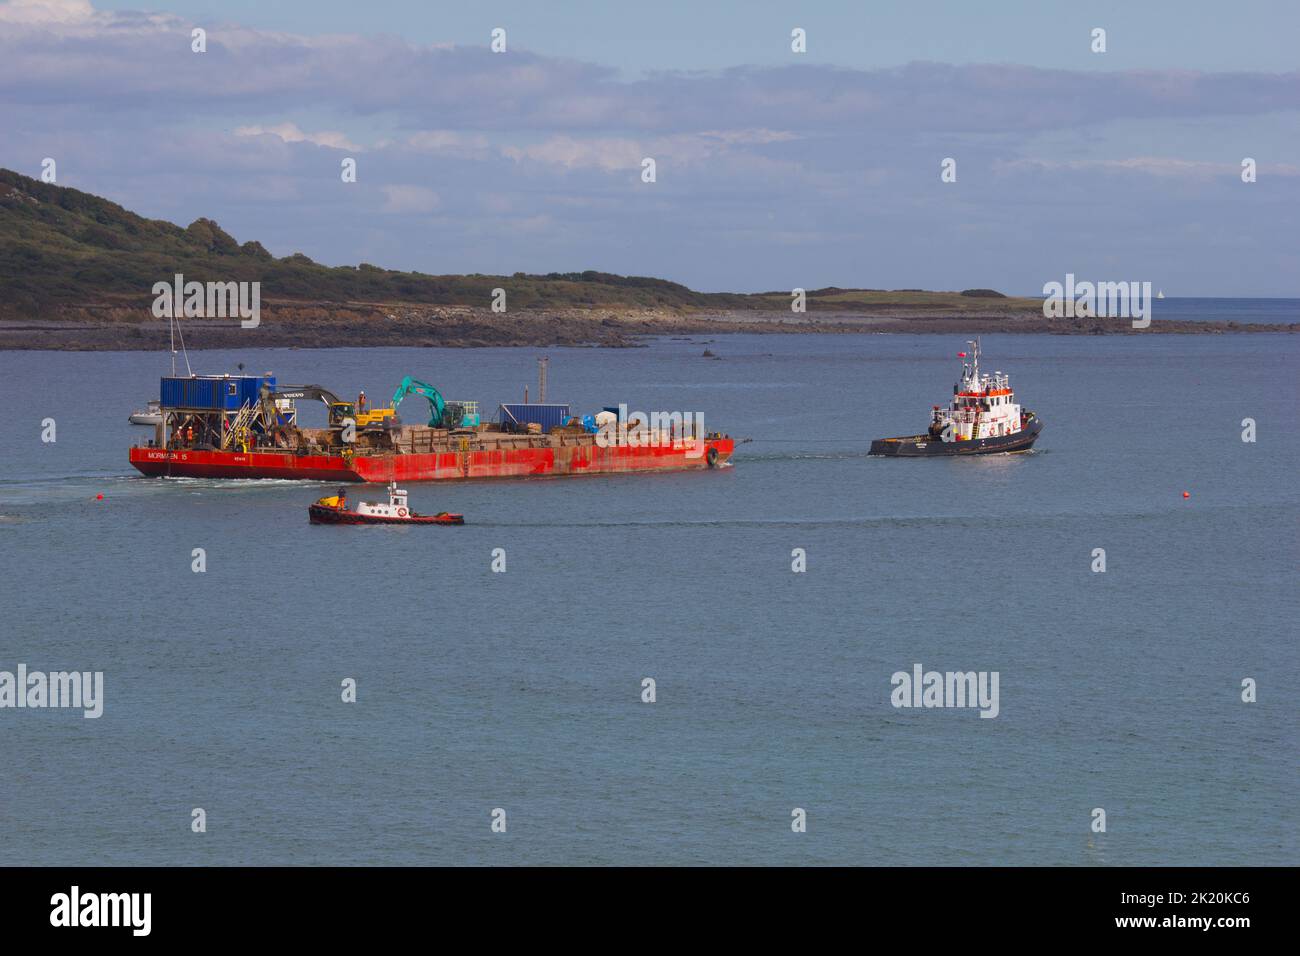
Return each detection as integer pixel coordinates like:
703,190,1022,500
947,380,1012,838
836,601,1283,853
0,331,1295,866
1147,297,1298,324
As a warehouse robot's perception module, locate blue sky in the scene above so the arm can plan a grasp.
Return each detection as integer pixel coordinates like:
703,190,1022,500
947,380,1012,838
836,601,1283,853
2,0,1297,295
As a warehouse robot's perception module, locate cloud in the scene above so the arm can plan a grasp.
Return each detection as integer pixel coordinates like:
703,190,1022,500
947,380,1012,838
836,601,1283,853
500,131,798,171
380,184,440,214
235,123,362,152
0,0,1295,295
1,2,1296,133
997,156,1300,179
502,136,643,171
0,0,95,23
403,131,491,158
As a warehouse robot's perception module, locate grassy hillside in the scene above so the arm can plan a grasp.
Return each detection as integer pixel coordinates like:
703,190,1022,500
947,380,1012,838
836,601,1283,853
0,168,1038,316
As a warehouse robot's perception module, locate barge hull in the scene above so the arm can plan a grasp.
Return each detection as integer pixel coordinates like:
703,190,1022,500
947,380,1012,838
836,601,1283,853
129,438,734,481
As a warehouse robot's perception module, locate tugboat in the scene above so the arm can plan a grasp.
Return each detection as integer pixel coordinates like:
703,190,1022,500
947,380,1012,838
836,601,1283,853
869,340,1043,457
309,482,464,525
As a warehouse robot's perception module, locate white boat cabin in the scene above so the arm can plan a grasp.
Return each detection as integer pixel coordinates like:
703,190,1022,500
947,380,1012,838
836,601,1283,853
930,340,1024,442
354,482,412,518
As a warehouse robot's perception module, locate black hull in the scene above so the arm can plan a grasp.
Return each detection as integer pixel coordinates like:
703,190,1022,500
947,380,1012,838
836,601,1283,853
870,414,1043,457
308,504,464,525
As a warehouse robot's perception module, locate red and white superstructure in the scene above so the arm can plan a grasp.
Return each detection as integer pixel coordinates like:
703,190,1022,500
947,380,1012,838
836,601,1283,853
930,340,1024,442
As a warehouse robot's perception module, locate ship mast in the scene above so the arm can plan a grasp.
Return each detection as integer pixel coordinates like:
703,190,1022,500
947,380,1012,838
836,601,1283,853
958,338,981,391
169,310,192,377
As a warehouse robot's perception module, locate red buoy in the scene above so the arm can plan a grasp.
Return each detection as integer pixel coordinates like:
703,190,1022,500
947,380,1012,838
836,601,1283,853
1182,491,1190,498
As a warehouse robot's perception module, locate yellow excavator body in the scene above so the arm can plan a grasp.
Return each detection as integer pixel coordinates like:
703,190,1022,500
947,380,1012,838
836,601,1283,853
356,407,397,427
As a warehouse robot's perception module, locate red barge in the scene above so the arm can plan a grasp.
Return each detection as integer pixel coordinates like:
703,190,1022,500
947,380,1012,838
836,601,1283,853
130,435,733,481
129,371,733,482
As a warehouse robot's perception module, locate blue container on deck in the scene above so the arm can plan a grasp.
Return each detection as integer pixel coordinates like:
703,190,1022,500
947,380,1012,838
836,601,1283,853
235,375,273,408
498,403,571,432
160,375,275,410
161,377,218,409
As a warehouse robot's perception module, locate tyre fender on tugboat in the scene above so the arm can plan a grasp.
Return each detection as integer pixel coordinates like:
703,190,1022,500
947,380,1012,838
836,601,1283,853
706,446,719,468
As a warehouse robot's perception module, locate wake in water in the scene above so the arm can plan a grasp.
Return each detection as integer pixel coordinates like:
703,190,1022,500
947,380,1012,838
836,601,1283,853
736,446,1043,463
0,472,343,507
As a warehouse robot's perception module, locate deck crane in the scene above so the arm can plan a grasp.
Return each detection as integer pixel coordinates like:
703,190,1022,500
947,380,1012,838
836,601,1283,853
391,376,466,429
271,385,354,423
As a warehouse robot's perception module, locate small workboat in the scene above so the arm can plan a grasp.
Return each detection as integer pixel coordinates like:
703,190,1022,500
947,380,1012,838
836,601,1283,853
309,482,464,525
869,340,1043,457
128,400,162,426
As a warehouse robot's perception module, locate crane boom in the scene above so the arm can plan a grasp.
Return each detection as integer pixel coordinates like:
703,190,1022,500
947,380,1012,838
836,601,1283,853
391,376,461,428
272,385,355,427
273,384,344,406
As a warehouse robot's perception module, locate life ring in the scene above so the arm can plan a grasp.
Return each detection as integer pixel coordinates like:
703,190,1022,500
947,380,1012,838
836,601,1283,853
706,446,719,468
397,507,408,517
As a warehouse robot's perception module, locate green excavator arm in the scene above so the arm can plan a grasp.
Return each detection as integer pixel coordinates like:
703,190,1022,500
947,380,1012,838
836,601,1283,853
391,376,460,428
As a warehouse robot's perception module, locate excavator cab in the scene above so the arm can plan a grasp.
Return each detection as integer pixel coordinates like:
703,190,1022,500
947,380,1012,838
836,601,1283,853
328,402,355,426
329,400,396,430
442,402,465,429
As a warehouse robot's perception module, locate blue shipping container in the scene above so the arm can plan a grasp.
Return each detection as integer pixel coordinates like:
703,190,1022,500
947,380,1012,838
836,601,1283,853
161,377,220,409
499,403,571,432
161,375,274,410
237,374,274,408
219,378,241,410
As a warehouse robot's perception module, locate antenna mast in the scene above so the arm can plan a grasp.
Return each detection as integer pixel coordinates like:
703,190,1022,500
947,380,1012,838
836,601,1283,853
169,310,192,377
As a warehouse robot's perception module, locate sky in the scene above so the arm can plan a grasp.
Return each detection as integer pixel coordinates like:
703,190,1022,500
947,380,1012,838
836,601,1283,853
1,0,1297,295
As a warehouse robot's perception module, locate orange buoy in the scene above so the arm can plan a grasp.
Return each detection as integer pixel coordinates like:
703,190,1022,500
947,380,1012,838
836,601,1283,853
1182,491,1190,498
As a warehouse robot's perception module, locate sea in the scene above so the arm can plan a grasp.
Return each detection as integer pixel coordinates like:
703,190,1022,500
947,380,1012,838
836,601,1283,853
0,317,1296,865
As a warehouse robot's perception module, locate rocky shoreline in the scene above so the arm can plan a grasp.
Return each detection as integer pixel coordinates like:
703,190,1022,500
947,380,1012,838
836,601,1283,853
0,302,1292,351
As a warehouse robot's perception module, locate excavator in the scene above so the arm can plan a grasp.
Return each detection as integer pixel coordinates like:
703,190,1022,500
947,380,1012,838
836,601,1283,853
273,378,477,435
272,385,395,429
391,376,468,429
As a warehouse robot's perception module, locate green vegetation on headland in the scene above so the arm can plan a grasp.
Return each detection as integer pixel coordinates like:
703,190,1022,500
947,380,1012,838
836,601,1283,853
0,168,1038,315
0,168,1289,349
0,169,696,311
